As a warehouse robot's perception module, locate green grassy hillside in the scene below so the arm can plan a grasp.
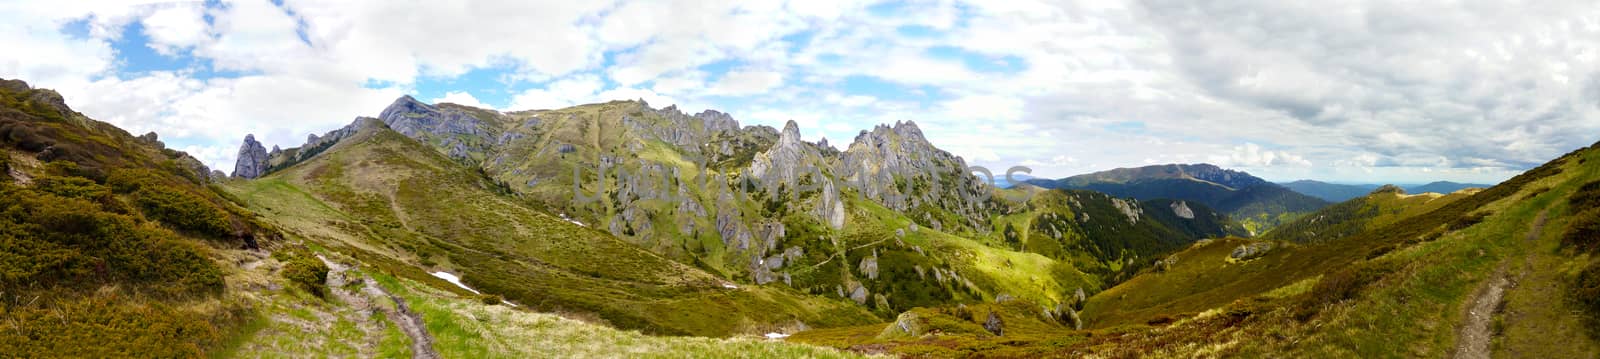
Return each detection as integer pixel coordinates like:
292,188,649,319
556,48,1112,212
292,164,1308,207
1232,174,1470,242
0,79,275,356
221,117,876,337
794,140,1600,357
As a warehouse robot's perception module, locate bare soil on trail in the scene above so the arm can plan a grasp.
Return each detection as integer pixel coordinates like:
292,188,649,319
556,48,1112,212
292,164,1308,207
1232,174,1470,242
1452,210,1546,359
319,255,441,359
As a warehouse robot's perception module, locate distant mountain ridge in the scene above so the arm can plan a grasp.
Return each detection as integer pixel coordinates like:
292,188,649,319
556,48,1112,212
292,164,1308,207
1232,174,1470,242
1279,180,1382,202
1026,164,1329,234
1279,180,1492,202
1406,181,1491,194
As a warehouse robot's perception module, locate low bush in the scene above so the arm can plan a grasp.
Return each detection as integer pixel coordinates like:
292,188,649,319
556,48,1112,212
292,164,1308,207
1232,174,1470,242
0,180,224,295
1575,261,1600,332
1299,260,1394,319
1564,209,1600,253
134,184,233,238
0,296,221,358
1571,180,1600,209
279,252,330,297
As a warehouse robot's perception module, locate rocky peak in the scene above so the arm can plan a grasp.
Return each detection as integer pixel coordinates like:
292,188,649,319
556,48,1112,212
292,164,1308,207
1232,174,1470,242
748,120,820,188
232,134,270,179
835,121,988,231
893,120,925,142
779,120,802,144
694,110,739,133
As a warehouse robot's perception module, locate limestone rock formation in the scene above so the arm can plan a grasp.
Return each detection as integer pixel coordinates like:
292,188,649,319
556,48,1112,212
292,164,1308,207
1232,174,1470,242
231,134,269,179
834,120,990,232
1171,200,1196,219
1229,242,1276,261
983,311,1005,336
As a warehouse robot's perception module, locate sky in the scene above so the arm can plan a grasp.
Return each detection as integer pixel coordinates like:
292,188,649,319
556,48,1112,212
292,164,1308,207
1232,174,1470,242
2,0,1597,184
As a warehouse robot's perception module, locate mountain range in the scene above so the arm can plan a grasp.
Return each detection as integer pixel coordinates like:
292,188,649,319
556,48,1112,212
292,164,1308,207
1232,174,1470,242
4,77,1597,357
1280,180,1493,202
1024,164,1331,234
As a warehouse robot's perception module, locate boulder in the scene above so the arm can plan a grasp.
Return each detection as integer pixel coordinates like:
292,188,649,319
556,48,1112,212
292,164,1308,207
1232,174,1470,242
1229,242,1276,261
983,311,1005,336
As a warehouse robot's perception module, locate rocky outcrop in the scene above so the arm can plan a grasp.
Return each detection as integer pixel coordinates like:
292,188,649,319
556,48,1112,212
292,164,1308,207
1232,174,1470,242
747,120,816,190
1229,242,1276,261
231,134,270,179
983,311,1005,336
1171,200,1195,219
1112,198,1142,223
378,95,490,139
834,121,989,232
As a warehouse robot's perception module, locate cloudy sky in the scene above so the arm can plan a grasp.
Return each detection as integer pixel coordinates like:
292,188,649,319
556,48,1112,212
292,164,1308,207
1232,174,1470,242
2,0,1597,184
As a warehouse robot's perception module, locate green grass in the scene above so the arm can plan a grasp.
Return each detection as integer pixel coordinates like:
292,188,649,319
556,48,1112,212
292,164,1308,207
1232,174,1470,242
220,120,878,337
366,269,872,358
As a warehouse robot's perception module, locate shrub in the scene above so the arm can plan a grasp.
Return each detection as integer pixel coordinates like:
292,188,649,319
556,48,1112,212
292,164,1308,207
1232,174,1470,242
33,174,111,200
1576,261,1600,324
1448,211,1490,231
1300,261,1394,319
133,185,233,238
1565,208,1600,253
0,181,223,295
280,254,330,297
107,168,166,194
0,296,220,358
1572,180,1600,209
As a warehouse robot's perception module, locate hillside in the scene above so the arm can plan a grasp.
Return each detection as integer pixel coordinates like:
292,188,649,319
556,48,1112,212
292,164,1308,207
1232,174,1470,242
222,116,881,336
1026,164,1330,234
0,78,891,356
795,137,1600,357
226,95,1241,324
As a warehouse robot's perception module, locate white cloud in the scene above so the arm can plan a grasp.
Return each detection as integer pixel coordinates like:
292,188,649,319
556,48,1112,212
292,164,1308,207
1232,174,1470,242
1209,143,1313,168
709,69,784,96
139,3,208,55
0,0,1595,185
433,91,491,109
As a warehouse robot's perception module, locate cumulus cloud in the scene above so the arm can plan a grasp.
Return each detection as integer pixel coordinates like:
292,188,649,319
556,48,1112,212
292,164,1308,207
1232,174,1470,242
1210,143,1313,168
433,91,491,109
0,0,1595,184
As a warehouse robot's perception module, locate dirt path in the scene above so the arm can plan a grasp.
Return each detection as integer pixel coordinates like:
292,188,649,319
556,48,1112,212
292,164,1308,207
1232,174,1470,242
318,255,441,359
1452,210,1547,359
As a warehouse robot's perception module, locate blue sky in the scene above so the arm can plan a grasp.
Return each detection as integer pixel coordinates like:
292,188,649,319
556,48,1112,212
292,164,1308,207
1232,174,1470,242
3,0,1598,184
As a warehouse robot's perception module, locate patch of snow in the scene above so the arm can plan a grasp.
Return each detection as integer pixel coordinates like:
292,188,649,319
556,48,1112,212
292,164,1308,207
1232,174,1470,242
559,213,586,227
765,333,790,340
722,283,739,289
431,272,481,295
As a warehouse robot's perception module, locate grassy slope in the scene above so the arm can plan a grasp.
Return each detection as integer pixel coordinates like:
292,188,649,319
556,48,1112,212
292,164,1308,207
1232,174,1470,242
210,246,869,359
1081,187,1473,328
794,143,1600,358
221,119,876,337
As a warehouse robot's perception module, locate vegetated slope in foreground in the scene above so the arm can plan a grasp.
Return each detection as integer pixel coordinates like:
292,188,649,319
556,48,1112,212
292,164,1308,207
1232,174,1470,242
0,78,285,356
216,250,870,359
794,140,1600,357
222,117,877,337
